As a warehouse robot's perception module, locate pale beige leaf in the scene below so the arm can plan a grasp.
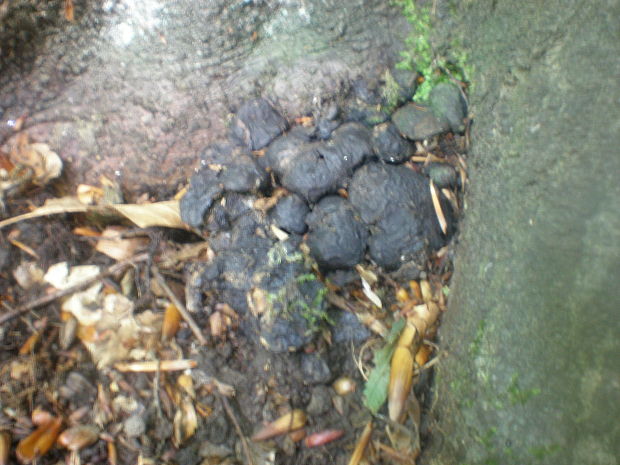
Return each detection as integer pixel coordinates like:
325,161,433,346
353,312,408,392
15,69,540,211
44,262,100,290
361,276,382,309
113,200,188,229
270,224,289,241
12,262,45,289
429,180,447,235
0,196,88,229
76,184,104,205
355,265,378,285
173,397,198,446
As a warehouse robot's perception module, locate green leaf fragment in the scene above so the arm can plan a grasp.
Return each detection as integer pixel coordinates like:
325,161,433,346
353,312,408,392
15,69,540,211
363,318,406,413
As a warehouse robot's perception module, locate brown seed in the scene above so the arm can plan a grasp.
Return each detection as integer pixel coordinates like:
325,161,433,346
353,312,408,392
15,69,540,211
18,332,40,355
288,429,306,442
420,279,433,303
251,410,307,441
162,303,182,340
395,287,410,303
409,280,423,301
415,344,433,367
0,431,10,465
107,441,118,465
304,429,344,447
59,314,78,349
57,425,99,451
31,408,53,426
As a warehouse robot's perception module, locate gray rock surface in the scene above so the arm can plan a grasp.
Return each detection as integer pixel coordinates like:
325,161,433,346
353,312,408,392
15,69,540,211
0,0,408,196
392,103,448,140
424,1,620,464
429,82,467,133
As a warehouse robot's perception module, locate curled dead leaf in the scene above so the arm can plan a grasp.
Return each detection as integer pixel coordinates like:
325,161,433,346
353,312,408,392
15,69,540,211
11,141,62,186
95,226,148,261
173,397,197,446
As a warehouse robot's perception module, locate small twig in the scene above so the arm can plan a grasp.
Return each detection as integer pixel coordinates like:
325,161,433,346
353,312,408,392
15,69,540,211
153,361,163,419
114,359,196,372
151,266,207,345
219,394,255,465
0,253,149,325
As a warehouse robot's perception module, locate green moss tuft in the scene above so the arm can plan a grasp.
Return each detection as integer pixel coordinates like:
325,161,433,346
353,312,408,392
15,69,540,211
393,0,473,102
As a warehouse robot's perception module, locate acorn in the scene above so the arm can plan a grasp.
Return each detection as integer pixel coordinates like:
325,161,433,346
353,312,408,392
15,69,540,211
332,376,356,396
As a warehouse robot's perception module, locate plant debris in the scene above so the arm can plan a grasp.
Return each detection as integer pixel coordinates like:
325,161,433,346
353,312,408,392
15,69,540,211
0,64,467,464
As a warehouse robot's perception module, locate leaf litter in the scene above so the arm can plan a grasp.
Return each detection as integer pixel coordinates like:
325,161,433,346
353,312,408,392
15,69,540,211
0,119,465,465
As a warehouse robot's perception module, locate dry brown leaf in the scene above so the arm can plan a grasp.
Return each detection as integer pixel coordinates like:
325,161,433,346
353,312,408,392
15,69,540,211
0,197,88,229
173,397,198,446
355,265,378,285
76,184,104,205
95,226,148,261
0,197,190,230
16,417,62,464
111,200,187,229
177,374,195,399
64,0,75,22
10,359,30,380
12,262,45,289
11,141,62,186
0,431,10,465
158,241,213,269
72,226,102,237
253,188,286,212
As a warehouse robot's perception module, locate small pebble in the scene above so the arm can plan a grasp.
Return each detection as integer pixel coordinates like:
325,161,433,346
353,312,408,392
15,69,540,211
124,414,146,438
